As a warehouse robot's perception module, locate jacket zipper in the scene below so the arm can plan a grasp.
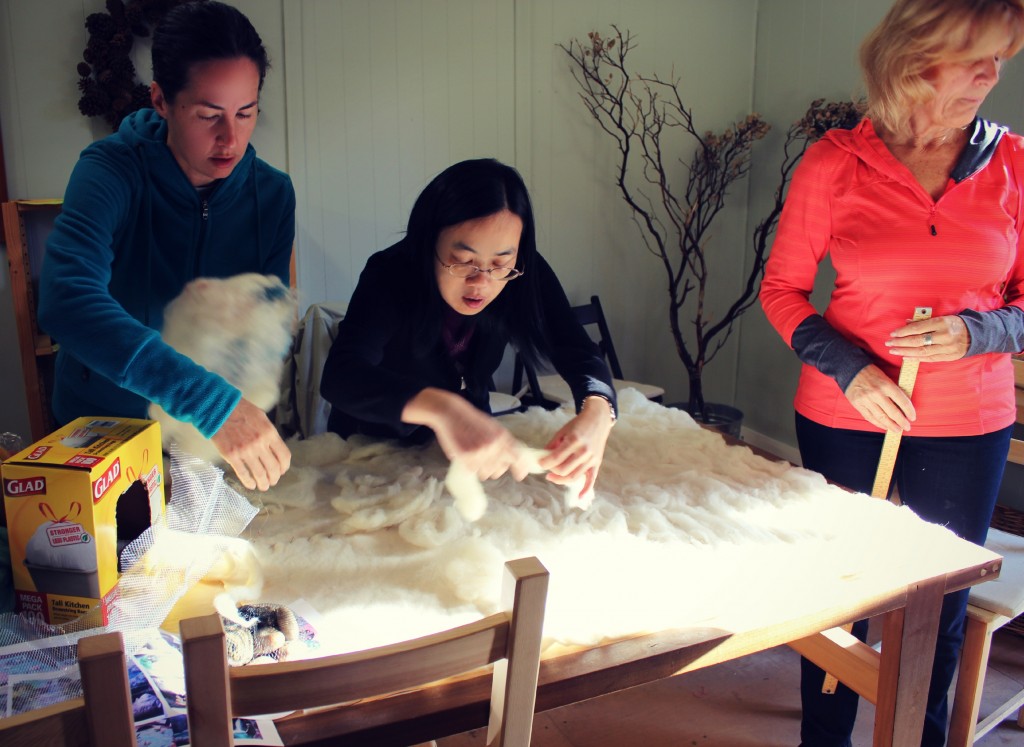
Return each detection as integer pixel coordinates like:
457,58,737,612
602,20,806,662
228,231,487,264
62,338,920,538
195,198,210,276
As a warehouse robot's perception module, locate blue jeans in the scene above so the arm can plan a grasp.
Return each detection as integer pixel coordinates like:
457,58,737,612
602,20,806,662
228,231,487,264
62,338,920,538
794,413,1012,747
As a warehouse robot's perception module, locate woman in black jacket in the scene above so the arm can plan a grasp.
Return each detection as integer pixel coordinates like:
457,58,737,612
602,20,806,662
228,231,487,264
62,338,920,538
321,159,616,497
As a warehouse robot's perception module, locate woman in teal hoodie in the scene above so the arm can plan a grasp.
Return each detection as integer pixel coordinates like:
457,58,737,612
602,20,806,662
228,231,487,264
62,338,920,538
38,1,295,491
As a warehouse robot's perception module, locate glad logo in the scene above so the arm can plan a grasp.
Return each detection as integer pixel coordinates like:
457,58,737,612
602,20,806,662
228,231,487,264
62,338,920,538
3,477,46,497
92,458,121,503
26,446,49,461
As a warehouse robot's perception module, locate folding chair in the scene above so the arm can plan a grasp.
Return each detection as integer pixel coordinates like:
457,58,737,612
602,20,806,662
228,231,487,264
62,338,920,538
947,528,1024,744
488,388,524,415
0,631,137,747
513,295,664,407
180,556,549,747
947,357,1024,745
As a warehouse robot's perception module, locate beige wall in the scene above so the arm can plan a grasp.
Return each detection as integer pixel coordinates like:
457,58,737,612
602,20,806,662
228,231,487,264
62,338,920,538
1,0,1022,451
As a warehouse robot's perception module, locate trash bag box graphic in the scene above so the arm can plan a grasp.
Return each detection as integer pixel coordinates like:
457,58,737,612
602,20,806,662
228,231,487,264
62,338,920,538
2,418,165,625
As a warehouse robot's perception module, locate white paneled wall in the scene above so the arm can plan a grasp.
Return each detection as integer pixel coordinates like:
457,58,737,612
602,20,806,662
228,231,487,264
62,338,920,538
284,0,759,405
0,0,92,198
516,0,757,406
284,0,517,309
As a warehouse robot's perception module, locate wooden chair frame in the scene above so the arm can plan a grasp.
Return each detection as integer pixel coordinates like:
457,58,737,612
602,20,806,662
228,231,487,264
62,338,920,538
512,295,664,407
180,556,548,747
948,564,1024,744
946,356,1024,745
0,631,137,747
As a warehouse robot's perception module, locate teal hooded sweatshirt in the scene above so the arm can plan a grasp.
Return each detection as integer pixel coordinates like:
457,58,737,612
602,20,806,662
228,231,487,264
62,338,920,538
38,108,295,438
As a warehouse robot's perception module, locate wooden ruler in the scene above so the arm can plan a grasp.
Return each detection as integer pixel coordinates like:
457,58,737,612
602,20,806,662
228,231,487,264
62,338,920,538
821,305,931,695
869,306,932,499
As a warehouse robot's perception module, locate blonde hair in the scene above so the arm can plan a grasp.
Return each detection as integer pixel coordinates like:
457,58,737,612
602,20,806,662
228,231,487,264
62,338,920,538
860,0,1024,136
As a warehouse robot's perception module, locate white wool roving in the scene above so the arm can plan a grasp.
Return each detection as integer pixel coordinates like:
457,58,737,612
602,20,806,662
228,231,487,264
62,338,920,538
247,390,966,654
446,446,591,522
149,273,296,461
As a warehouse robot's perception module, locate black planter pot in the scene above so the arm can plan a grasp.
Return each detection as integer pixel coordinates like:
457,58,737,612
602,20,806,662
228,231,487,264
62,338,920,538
667,402,744,439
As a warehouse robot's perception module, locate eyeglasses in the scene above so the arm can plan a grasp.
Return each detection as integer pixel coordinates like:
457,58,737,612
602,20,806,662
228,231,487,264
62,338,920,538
436,256,524,281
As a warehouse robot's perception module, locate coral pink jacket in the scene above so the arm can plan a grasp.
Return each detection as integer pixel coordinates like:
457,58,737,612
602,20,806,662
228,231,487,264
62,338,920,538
760,118,1024,435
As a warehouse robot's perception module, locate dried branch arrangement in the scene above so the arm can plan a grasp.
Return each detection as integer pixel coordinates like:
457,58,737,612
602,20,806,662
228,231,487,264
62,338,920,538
561,27,861,417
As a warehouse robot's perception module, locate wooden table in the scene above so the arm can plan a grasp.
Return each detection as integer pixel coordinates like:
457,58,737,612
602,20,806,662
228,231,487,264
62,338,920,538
272,517,1002,747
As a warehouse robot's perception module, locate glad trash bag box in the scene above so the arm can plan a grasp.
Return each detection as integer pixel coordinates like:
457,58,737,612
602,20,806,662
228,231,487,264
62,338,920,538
1,417,164,625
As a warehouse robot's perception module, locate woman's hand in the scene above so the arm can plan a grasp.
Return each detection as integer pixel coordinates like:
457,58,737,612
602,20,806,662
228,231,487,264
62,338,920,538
844,364,916,432
885,314,970,361
211,398,292,491
538,396,615,497
403,388,530,481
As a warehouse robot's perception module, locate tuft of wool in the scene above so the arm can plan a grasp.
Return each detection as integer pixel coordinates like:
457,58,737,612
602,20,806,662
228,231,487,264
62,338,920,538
288,432,351,467
446,446,590,522
150,273,296,462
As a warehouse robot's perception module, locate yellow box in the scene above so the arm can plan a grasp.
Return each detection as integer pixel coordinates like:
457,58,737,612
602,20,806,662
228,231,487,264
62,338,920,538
1,417,164,625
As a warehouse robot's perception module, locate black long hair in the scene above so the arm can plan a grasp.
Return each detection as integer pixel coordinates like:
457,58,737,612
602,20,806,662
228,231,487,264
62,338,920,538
152,1,270,103
403,158,548,366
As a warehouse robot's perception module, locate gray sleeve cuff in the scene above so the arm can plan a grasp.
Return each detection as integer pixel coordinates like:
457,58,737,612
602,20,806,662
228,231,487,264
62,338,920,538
959,307,1024,356
790,315,873,393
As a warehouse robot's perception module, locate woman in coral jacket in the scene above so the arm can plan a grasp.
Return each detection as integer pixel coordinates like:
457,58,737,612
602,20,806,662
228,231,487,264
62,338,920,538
760,1,1024,744
39,2,294,492
320,159,617,498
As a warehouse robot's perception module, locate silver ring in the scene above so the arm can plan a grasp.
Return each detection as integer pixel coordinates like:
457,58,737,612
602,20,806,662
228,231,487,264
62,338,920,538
923,333,934,346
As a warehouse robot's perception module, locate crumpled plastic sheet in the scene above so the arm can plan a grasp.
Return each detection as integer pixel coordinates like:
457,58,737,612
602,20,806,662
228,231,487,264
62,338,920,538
0,447,258,719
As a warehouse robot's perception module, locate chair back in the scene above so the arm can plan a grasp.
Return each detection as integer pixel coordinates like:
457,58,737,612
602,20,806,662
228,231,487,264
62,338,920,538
565,295,618,379
512,295,663,406
275,300,348,438
511,349,561,410
180,556,549,747
571,296,624,379
513,296,623,395
1008,356,1024,466
0,631,137,747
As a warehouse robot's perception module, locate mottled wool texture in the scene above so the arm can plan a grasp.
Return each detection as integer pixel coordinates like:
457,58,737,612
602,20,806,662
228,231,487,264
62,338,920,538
446,446,589,522
150,273,296,461
242,391,966,655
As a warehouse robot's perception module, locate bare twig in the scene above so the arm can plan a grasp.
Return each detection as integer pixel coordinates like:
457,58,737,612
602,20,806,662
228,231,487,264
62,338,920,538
561,30,862,415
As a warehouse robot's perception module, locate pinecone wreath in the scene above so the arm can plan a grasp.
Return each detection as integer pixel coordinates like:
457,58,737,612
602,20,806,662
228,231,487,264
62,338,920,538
76,0,206,131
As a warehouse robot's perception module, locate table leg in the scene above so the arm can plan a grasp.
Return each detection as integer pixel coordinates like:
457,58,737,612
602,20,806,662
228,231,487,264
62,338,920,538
873,575,945,747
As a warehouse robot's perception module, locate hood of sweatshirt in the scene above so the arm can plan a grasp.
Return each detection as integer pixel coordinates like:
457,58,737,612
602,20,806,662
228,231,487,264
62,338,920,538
115,107,258,207
824,116,1007,188
103,108,267,326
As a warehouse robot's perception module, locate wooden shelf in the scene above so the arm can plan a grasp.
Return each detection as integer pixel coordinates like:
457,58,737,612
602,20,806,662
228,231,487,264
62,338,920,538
3,199,62,441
